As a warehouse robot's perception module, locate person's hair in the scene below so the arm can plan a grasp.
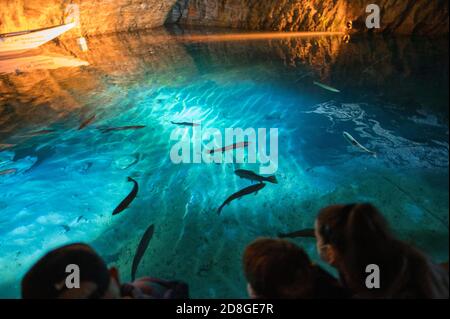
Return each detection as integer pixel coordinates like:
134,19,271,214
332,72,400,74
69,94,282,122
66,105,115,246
243,238,315,299
21,243,111,299
317,203,433,298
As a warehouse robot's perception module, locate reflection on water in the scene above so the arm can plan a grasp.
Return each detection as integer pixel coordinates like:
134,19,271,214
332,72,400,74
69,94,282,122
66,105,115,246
0,27,448,298
0,52,88,75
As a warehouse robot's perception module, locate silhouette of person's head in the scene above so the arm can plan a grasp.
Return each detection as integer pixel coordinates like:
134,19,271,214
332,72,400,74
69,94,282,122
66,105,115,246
22,243,121,299
243,238,314,299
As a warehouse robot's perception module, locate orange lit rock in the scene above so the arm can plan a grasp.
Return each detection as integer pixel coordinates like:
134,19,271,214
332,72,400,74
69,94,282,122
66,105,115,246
170,0,449,36
0,0,178,37
1,1,447,37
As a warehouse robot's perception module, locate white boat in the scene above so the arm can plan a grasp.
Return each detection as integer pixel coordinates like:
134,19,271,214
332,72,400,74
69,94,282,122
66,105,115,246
0,22,76,56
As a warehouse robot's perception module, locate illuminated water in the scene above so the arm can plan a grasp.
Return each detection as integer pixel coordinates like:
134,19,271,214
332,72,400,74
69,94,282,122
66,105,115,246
0,28,448,298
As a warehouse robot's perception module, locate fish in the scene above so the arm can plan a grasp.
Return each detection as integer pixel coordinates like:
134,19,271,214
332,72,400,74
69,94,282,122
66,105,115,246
313,81,341,93
207,141,250,155
13,145,53,172
218,183,266,215
278,228,316,239
234,169,278,184
0,168,17,176
79,162,93,174
21,129,55,137
60,225,71,233
294,71,313,83
78,115,96,130
100,126,146,133
265,112,283,120
76,215,87,223
0,144,16,150
131,224,155,281
171,121,200,127
343,131,377,157
112,177,139,215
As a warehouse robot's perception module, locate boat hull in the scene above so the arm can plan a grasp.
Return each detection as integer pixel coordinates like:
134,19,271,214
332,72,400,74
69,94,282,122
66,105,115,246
0,23,76,55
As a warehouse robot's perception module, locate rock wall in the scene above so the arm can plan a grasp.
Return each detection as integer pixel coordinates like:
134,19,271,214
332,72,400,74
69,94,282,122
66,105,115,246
0,0,177,37
1,0,448,37
170,0,449,35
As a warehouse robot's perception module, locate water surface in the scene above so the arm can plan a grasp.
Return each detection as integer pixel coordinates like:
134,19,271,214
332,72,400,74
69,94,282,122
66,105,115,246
0,28,448,298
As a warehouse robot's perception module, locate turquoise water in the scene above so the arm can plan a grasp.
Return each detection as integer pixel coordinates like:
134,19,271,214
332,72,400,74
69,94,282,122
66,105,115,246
0,28,448,298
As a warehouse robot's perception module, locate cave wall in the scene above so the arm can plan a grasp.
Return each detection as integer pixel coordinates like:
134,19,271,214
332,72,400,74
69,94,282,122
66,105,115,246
1,0,448,37
169,0,449,35
0,0,177,36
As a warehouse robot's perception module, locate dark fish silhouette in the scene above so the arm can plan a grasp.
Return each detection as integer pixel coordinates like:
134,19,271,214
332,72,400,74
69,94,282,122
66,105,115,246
207,141,250,155
0,144,15,150
131,224,155,281
112,177,139,215
21,129,55,137
235,169,278,184
12,145,54,172
60,225,71,233
0,168,17,176
78,115,96,130
100,126,146,133
278,228,316,239
171,121,200,127
76,215,87,223
218,183,266,215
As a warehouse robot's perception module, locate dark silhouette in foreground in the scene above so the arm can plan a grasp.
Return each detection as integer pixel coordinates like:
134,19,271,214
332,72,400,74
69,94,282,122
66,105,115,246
21,243,189,299
315,203,449,299
243,238,350,299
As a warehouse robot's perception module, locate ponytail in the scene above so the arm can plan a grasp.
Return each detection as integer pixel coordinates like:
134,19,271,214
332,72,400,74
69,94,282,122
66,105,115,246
346,203,392,248
318,203,404,296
